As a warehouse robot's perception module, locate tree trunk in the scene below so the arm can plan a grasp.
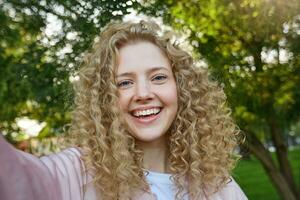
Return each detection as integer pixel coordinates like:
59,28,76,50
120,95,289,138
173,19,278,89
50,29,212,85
239,144,251,159
245,132,298,200
268,118,300,199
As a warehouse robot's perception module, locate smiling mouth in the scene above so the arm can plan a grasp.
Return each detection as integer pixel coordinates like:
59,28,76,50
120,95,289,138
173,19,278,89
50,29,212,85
130,107,162,118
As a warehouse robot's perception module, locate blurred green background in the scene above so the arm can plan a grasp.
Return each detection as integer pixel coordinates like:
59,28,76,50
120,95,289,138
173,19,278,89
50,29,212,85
1,0,299,199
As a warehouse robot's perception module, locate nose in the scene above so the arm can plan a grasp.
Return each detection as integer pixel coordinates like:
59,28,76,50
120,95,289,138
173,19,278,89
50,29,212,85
134,79,154,102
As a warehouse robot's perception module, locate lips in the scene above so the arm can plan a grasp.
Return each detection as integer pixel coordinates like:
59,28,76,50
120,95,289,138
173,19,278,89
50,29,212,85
132,108,161,117
130,107,162,117
129,107,163,124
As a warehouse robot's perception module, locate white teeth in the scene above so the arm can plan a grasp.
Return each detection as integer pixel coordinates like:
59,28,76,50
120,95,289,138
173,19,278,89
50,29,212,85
133,108,161,117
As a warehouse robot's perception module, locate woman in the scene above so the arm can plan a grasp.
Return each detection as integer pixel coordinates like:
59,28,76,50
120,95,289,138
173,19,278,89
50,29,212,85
0,20,247,200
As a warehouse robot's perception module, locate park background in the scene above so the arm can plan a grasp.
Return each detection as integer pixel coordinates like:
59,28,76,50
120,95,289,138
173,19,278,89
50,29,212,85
0,0,299,199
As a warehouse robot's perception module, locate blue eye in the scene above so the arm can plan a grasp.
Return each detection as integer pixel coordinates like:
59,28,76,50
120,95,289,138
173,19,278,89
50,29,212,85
117,80,132,88
152,75,167,82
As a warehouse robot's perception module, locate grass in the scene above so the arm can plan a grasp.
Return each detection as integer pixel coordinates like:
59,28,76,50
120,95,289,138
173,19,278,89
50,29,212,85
233,147,300,200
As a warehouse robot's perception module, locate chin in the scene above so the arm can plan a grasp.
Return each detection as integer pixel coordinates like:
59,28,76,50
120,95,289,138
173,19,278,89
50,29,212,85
130,129,169,143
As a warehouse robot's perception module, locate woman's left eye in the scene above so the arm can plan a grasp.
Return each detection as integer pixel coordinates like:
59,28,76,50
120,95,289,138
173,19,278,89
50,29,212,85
152,75,167,82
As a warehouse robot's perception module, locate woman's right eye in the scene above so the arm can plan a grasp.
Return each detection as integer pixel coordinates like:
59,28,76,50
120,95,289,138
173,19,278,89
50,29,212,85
117,80,132,88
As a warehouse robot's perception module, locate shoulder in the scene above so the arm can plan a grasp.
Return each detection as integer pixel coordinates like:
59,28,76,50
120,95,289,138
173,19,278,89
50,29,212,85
40,148,83,173
40,147,92,200
209,177,248,200
40,147,88,182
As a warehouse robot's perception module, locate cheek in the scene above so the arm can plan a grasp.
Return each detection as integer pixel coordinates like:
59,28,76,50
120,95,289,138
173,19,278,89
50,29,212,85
159,84,178,107
118,92,131,112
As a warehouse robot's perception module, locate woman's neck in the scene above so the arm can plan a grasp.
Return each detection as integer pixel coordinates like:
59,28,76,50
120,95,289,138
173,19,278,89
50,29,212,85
137,135,171,173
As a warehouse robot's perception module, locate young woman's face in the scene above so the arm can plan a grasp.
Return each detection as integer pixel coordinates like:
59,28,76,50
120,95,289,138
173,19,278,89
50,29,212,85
116,41,178,144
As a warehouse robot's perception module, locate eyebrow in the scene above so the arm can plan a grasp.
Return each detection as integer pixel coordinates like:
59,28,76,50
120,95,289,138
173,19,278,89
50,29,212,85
116,66,169,78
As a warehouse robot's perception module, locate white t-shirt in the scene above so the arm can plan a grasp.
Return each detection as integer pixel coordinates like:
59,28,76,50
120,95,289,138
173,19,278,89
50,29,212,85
145,170,188,200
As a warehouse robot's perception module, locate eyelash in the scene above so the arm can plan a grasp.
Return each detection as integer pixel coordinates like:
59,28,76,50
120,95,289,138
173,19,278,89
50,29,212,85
117,80,132,88
117,74,168,88
152,74,167,82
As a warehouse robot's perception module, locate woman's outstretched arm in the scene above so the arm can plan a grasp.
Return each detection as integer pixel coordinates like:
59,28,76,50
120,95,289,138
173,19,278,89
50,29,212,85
0,134,61,200
0,134,94,200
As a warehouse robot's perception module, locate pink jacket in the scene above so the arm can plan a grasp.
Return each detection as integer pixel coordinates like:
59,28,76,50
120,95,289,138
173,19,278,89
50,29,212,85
0,136,247,200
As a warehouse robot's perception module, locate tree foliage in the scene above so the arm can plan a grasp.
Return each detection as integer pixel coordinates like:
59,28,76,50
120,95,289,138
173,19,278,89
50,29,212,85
140,0,300,199
0,0,141,140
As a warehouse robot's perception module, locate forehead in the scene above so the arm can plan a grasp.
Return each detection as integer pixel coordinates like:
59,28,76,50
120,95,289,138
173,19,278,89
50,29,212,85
117,41,171,74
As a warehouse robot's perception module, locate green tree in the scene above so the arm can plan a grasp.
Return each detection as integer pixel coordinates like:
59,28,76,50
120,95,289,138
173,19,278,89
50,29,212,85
141,0,300,199
0,0,141,140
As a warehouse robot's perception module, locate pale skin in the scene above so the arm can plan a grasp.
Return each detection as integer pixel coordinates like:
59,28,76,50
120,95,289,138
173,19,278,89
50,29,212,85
116,41,178,173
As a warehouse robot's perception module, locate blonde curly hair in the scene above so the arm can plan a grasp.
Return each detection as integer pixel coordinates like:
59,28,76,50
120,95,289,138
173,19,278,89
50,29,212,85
67,20,240,200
